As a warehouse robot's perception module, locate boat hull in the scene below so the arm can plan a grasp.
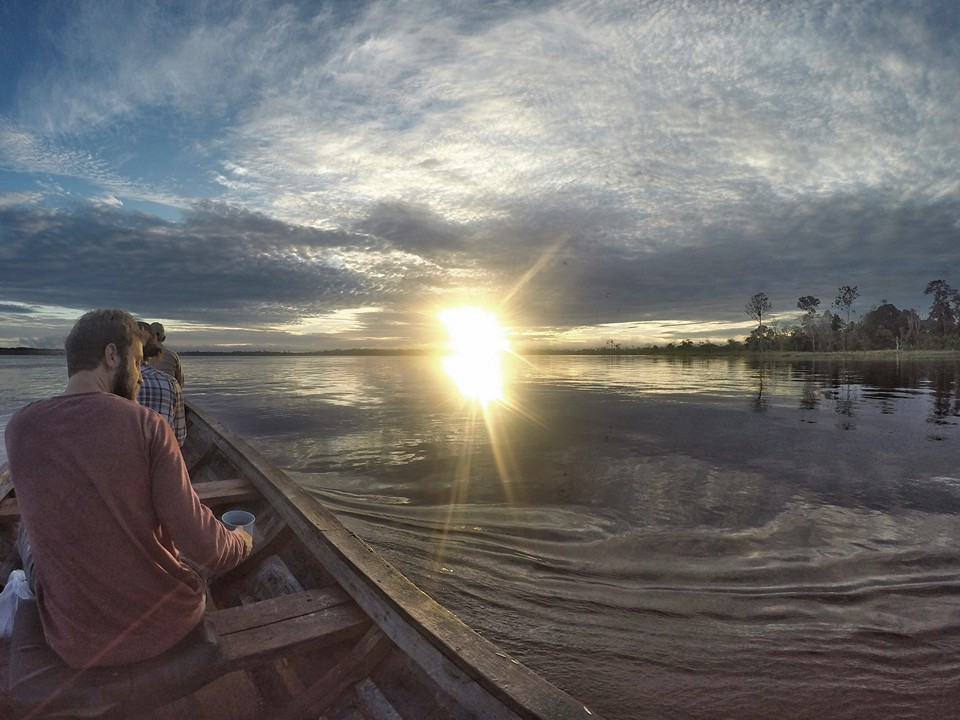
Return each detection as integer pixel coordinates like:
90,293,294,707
0,399,600,719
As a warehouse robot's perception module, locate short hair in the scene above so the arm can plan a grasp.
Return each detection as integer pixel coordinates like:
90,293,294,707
137,321,161,359
65,310,143,377
136,321,156,340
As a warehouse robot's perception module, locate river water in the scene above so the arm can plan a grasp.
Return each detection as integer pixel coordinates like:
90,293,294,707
2,353,960,719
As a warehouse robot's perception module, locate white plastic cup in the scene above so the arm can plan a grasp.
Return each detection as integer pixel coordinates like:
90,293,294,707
221,510,256,533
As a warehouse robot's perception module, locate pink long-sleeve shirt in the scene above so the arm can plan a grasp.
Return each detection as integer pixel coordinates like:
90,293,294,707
4,392,248,668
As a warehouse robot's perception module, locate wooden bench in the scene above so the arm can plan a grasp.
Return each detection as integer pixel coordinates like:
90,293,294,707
8,586,374,719
210,586,370,666
0,478,259,522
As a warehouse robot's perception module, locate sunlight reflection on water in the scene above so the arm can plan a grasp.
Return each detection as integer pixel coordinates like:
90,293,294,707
3,353,960,718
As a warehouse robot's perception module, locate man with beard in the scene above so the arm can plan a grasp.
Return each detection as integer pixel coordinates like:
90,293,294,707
4,309,251,670
137,321,186,445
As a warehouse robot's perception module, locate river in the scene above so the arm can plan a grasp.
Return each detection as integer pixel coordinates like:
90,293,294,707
2,352,960,719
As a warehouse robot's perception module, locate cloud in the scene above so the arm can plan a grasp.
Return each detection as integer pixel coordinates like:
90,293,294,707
0,191,44,209
0,302,41,316
2,1,959,348
2,187,958,347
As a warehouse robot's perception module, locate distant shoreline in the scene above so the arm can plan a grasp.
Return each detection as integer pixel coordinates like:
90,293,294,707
2,347,958,359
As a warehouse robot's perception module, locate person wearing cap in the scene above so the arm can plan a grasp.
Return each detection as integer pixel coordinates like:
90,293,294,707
137,321,186,445
149,321,185,388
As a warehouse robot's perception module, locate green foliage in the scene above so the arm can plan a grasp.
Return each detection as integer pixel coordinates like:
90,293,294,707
732,280,960,352
924,280,959,338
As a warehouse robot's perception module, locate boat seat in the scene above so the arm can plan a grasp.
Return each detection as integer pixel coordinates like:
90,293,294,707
8,587,370,719
0,478,259,523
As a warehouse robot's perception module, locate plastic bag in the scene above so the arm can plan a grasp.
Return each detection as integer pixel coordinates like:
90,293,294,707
0,569,35,638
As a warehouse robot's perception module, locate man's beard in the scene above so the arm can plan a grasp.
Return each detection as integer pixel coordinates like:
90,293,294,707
111,361,137,401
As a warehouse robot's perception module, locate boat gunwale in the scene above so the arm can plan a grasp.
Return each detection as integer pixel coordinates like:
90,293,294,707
185,398,599,720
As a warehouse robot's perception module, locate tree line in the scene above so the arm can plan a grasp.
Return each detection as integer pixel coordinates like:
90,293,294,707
744,279,960,353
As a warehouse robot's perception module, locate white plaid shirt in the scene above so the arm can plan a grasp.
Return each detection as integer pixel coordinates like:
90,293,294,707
138,364,186,445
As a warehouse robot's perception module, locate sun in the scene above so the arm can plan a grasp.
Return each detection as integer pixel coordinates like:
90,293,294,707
439,306,509,403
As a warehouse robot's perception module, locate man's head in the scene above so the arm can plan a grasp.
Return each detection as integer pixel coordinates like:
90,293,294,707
65,310,144,400
151,322,166,343
137,321,162,359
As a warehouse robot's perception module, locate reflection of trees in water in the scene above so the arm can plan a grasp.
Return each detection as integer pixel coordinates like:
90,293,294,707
927,363,960,426
789,361,822,413
833,382,857,430
783,356,960,429
800,379,819,411
739,355,960,435
817,365,859,430
752,376,768,413
746,358,769,413
792,360,860,429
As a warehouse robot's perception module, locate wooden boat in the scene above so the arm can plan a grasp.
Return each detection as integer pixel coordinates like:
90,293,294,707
0,399,601,720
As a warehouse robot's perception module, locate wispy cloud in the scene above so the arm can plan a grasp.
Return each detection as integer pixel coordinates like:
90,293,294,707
1,1,959,348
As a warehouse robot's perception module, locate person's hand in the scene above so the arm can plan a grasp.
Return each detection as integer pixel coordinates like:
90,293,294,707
232,527,254,556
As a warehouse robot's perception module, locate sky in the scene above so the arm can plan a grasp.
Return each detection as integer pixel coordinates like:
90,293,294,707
1,0,959,351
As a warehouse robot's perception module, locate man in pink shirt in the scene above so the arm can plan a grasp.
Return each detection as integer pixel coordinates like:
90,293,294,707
4,309,252,669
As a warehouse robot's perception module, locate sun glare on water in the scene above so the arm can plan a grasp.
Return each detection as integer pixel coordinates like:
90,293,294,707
439,306,509,404
436,306,523,551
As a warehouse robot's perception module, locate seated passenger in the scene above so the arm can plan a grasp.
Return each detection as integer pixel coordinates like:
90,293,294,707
4,309,251,669
149,321,185,387
137,321,186,445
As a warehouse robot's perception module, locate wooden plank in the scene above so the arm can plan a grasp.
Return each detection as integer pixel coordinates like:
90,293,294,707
184,400,602,720
354,678,403,720
270,658,307,701
269,627,394,720
0,470,12,501
0,477,258,521
0,498,18,522
193,478,260,506
185,440,218,476
218,604,369,665
211,588,371,665
214,523,296,587
0,471,14,523
212,587,351,635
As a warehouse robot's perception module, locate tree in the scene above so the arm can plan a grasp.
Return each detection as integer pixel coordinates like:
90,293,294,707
904,308,922,349
923,279,958,340
745,293,772,354
797,295,821,351
832,286,859,352
859,303,909,350
818,311,837,350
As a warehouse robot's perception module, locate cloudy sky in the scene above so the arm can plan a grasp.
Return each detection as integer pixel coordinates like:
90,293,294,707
1,0,958,351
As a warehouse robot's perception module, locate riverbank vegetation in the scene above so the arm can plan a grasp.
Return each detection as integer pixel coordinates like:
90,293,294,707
570,279,960,357
738,280,960,354
3,280,959,358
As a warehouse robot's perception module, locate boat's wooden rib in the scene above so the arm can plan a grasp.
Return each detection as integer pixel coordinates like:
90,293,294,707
0,400,601,720
0,477,260,520
271,626,395,720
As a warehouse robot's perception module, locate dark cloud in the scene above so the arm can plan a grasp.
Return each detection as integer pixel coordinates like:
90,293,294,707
352,201,467,256
510,192,960,330
2,183,958,348
0,202,374,325
2,1,959,349
0,303,39,315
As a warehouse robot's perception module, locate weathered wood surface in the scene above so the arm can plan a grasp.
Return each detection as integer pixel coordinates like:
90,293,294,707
186,400,600,720
0,403,601,720
269,626,395,720
211,587,371,665
0,477,258,521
